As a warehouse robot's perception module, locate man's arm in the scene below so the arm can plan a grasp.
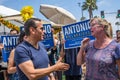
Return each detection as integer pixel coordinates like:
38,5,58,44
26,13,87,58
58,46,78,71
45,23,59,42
19,59,69,80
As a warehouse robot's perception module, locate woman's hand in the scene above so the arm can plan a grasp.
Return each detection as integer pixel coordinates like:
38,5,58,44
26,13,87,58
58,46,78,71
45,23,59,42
81,38,90,50
77,38,90,66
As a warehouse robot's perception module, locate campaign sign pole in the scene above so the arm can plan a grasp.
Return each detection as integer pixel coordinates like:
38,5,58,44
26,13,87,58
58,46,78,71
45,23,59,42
1,35,19,62
41,24,54,48
62,19,95,49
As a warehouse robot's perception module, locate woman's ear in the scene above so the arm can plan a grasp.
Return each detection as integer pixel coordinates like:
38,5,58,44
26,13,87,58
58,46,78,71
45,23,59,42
104,25,108,31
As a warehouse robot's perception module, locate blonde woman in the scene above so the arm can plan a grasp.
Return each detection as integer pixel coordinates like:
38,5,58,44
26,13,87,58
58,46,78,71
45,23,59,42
77,17,120,80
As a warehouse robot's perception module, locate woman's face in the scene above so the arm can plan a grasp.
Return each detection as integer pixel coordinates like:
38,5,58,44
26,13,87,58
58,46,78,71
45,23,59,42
90,20,103,37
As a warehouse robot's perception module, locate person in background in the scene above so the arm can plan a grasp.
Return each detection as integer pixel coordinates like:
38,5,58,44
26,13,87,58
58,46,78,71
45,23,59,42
48,37,63,80
48,27,62,80
48,38,59,66
58,30,82,80
5,29,19,80
64,47,82,80
14,18,69,80
9,29,19,35
7,31,25,80
60,40,82,80
116,30,120,43
48,27,60,66
0,43,4,60
0,43,4,80
0,29,19,80
77,17,120,80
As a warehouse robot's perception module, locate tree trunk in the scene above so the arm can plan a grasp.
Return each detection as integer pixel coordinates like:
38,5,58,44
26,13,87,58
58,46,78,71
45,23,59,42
88,9,93,19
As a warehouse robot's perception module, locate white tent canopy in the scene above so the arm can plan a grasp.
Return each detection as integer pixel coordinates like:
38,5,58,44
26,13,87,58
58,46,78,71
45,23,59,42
0,5,22,34
0,5,23,24
40,4,77,25
0,5,20,16
0,5,62,34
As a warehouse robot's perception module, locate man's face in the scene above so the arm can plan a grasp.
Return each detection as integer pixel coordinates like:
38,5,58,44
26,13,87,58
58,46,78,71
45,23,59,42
34,21,45,41
117,31,120,38
10,30,18,35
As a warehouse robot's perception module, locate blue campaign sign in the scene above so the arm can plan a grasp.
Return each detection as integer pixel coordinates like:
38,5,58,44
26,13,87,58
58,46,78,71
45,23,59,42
20,26,24,32
62,19,95,49
1,35,19,62
41,24,54,48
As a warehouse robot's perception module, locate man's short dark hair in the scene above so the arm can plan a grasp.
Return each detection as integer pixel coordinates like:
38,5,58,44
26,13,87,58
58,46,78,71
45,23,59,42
116,30,120,33
24,18,41,36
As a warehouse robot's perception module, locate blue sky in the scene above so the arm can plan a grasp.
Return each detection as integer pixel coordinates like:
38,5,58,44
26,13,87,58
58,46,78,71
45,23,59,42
0,0,120,35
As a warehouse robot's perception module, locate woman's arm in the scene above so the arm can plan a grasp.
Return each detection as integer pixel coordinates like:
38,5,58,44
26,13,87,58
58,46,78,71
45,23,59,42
7,49,17,73
77,38,90,66
77,47,86,66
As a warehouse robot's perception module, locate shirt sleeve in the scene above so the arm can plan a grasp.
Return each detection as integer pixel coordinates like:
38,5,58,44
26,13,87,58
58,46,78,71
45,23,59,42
14,45,31,65
114,43,120,60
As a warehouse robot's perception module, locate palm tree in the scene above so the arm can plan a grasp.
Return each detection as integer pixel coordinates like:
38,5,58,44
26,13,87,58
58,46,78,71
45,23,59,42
82,0,98,19
94,16,98,18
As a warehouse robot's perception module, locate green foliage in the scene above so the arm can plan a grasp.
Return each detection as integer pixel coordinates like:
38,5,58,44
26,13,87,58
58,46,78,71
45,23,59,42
82,0,98,19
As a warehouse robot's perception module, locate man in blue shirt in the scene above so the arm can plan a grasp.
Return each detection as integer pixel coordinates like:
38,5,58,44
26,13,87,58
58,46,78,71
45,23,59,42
14,18,69,80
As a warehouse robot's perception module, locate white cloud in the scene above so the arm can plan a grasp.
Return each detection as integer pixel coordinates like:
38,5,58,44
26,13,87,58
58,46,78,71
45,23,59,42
97,0,110,8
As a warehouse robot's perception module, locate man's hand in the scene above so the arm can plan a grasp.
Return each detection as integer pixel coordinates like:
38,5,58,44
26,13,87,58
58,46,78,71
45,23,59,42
54,61,69,71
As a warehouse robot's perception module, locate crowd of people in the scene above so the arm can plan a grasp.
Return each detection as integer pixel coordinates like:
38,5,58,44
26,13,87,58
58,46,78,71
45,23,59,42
0,17,120,80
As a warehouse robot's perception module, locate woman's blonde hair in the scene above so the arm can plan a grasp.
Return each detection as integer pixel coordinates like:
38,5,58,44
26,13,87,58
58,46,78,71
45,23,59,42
90,17,113,38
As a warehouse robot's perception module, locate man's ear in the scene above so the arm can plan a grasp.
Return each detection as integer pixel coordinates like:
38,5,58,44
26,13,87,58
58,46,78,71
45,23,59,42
30,27,36,34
